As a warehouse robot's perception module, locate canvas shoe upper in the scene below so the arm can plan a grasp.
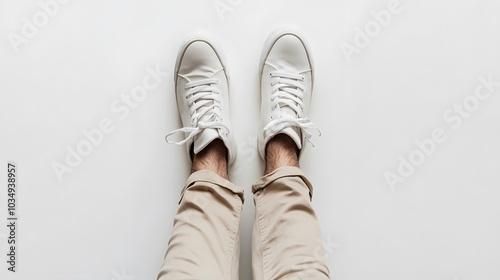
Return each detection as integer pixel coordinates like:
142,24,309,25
166,39,236,164
258,31,320,159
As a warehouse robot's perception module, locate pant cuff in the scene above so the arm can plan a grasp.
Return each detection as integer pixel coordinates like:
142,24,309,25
179,170,245,204
251,166,314,200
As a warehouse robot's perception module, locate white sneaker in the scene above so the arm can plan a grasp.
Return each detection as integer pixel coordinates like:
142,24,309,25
165,38,237,164
258,30,321,159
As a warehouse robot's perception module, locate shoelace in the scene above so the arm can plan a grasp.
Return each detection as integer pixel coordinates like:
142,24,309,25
264,71,321,146
165,78,229,145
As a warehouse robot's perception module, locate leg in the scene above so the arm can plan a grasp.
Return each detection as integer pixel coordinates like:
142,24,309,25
158,140,243,279
159,38,241,279
252,135,330,280
254,31,330,279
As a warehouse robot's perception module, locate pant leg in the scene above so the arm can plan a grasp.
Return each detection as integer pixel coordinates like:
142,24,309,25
157,170,244,280
251,166,330,280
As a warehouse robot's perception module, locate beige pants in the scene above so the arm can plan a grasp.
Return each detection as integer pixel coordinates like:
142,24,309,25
157,166,330,280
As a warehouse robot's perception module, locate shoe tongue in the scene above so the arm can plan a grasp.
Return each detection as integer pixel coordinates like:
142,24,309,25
188,69,221,155
192,76,218,151
280,105,297,119
193,128,220,154
192,107,219,155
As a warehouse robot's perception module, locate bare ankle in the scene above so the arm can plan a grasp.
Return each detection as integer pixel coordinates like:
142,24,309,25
265,134,299,175
192,139,229,180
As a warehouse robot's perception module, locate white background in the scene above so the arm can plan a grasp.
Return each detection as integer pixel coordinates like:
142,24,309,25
1,0,500,279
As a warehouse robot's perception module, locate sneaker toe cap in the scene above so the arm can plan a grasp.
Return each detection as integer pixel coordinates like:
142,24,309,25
178,40,223,78
265,34,311,71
